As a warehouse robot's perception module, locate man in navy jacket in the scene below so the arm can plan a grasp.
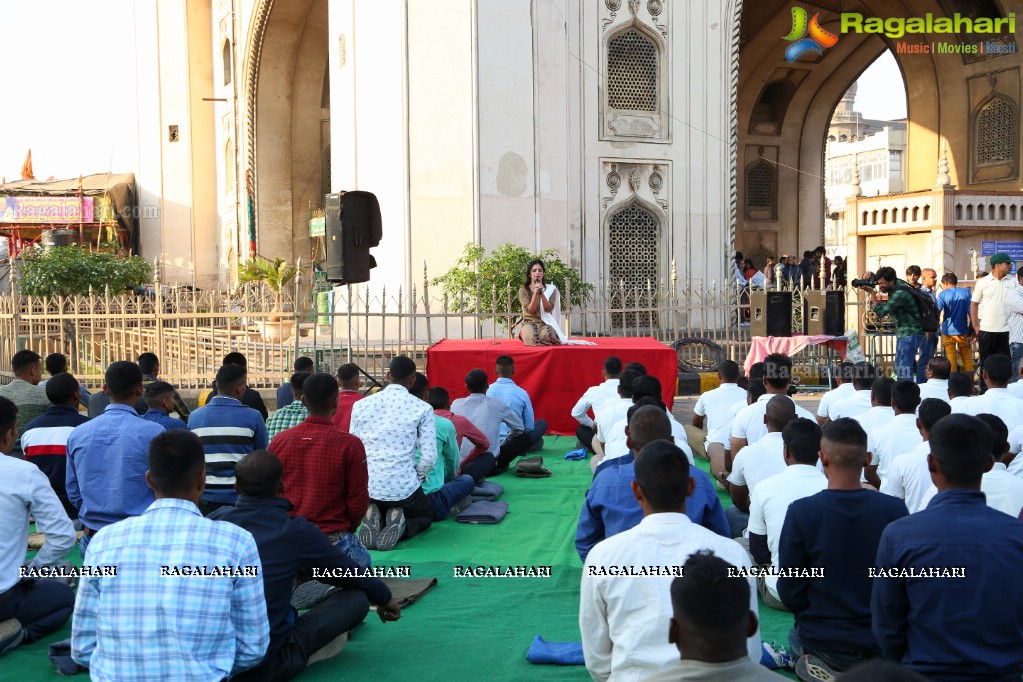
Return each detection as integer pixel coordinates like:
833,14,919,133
212,450,401,681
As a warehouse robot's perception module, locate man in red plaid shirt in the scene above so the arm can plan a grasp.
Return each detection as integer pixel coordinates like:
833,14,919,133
269,373,371,567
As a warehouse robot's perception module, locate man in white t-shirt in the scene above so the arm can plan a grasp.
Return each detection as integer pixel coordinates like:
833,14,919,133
572,356,622,453
603,376,693,465
948,372,975,412
591,367,643,473
853,378,896,435
881,398,951,513
580,441,761,682
816,362,856,427
730,354,813,456
954,355,1023,428
917,357,952,405
690,360,746,462
725,396,795,537
865,380,922,489
748,418,827,611
971,253,1014,393
826,362,875,421
975,414,1023,518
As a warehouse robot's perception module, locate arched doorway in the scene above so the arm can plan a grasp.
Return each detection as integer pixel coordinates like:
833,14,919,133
244,0,329,263
733,0,1019,262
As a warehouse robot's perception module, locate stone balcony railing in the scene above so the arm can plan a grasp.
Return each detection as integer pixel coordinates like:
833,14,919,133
849,187,1023,233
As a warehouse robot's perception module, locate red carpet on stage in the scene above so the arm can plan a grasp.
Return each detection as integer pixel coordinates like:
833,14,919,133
426,338,677,436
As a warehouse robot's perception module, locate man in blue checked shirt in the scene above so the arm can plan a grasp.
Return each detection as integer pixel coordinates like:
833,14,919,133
72,429,269,679
486,355,547,450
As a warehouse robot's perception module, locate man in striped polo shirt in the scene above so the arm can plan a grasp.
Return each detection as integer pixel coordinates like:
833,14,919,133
189,363,267,515
21,373,90,520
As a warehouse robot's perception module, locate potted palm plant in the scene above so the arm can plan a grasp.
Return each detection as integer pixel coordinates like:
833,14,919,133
239,255,298,341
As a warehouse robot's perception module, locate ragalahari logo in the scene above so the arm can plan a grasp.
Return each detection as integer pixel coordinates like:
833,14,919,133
782,7,840,62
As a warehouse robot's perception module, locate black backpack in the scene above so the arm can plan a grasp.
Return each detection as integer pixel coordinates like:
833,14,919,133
897,283,940,333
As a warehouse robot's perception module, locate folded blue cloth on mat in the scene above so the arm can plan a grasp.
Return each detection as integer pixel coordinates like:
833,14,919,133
471,481,504,501
563,448,587,460
526,635,585,665
456,500,509,524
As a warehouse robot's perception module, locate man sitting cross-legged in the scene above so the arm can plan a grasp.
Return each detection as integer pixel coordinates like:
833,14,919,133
332,363,364,433
487,355,547,451
852,377,895,434
642,551,778,682
778,418,908,680
265,373,309,440
140,381,188,431
575,404,728,562
864,380,921,489
826,362,875,421
451,369,531,476
591,366,646,472
428,387,493,484
139,352,190,423
815,361,856,428
692,360,748,466
871,413,1023,680
410,373,477,520
947,371,974,411
351,356,437,549
730,353,814,457
572,355,623,453
917,357,952,404
71,430,269,679
0,396,76,657
67,361,165,558
602,375,693,467
211,450,401,681
974,414,1023,518
880,398,951,514
189,363,269,515
580,440,761,681
724,394,796,538
747,418,827,611
0,350,52,458
954,354,1023,428
42,353,91,411
21,372,90,520
269,373,371,565
276,356,313,410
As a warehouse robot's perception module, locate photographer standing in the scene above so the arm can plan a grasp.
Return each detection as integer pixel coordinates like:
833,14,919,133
971,253,1014,393
861,267,925,381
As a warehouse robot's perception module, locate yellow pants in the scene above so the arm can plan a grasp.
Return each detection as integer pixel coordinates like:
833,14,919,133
941,335,973,373
683,424,708,460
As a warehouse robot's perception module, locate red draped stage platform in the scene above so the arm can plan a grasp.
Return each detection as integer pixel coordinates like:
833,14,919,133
426,338,677,436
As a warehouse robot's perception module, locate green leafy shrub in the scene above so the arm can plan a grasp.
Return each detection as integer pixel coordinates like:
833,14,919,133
19,246,152,297
432,243,593,324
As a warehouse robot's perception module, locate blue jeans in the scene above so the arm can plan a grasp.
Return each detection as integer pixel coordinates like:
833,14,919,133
725,505,750,539
428,475,476,521
788,627,878,672
895,333,925,381
78,531,92,561
916,333,939,383
333,531,372,568
530,419,548,448
1012,343,1023,383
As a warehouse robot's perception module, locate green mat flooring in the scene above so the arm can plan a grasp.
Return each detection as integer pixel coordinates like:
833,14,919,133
5,435,796,680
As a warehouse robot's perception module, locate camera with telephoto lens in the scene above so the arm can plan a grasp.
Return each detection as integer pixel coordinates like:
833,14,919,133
851,275,877,289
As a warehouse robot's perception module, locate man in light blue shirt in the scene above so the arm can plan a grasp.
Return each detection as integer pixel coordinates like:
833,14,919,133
66,361,166,558
486,355,547,450
936,272,974,375
72,429,268,679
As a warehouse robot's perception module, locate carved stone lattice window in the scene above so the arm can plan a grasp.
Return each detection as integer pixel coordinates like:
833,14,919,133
607,30,658,112
608,204,659,329
976,98,1015,165
745,162,774,217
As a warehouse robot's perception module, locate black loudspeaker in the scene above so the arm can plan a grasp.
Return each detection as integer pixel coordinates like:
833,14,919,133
804,290,826,336
751,290,792,338
823,289,845,336
324,191,382,284
803,290,846,336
